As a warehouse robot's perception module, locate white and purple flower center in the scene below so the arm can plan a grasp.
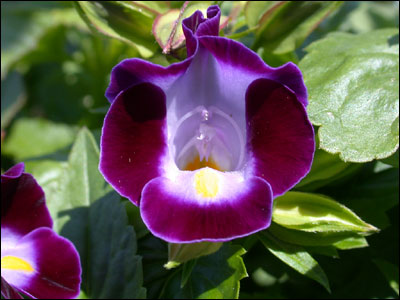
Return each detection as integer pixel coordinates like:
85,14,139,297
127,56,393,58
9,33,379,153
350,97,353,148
170,105,245,172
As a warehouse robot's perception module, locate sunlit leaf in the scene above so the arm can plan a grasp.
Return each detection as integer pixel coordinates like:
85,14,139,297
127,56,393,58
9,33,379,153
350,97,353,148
269,222,369,250
2,117,77,160
273,191,378,234
299,28,399,162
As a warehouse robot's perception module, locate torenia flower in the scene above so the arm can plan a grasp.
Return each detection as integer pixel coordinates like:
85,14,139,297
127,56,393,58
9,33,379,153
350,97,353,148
1,163,81,299
100,6,314,243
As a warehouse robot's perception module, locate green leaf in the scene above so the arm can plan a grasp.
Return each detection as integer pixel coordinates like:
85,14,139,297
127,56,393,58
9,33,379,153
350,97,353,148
26,126,109,232
73,1,157,57
373,259,399,295
160,244,247,299
27,128,146,298
2,117,77,160
273,191,378,234
269,222,369,250
299,28,399,162
332,235,368,250
84,193,146,298
1,71,26,129
250,1,342,54
258,231,330,292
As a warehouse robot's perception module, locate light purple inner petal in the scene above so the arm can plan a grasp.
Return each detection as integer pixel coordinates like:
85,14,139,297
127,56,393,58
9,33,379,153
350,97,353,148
1,277,23,299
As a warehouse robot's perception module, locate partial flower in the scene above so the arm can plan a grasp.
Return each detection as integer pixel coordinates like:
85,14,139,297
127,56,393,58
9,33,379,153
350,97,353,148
1,163,81,299
100,6,314,243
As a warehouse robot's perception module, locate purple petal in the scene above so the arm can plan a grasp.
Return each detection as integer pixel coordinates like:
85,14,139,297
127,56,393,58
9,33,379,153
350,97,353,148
2,163,24,179
100,82,169,205
105,58,191,103
1,228,81,299
245,78,315,197
1,165,52,239
198,36,308,106
140,170,273,243
182,6,221,56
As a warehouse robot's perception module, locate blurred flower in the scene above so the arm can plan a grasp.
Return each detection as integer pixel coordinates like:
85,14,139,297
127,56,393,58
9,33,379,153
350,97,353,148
100,6,314,243
1,163,81,299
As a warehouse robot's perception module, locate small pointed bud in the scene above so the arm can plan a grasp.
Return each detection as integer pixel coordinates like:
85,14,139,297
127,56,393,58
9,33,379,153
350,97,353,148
164,242,223,269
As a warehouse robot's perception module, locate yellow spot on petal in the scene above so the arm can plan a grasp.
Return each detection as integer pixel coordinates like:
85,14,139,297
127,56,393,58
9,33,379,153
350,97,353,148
194,168,219,198
1,256,34,273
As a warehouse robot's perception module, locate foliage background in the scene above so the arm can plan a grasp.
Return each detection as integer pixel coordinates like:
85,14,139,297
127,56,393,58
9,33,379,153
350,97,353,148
1,1,399,299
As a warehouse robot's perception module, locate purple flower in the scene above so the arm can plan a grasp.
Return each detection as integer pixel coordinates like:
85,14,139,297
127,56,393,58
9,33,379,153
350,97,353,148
99,6,314,243
1,163,81,299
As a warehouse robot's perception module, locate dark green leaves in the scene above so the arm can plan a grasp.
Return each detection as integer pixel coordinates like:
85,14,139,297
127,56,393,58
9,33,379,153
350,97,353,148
258,231,330,292
1,71,26,129
27,128,146,298
373,259,399,296
299,28,399,162
160,244,247,299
